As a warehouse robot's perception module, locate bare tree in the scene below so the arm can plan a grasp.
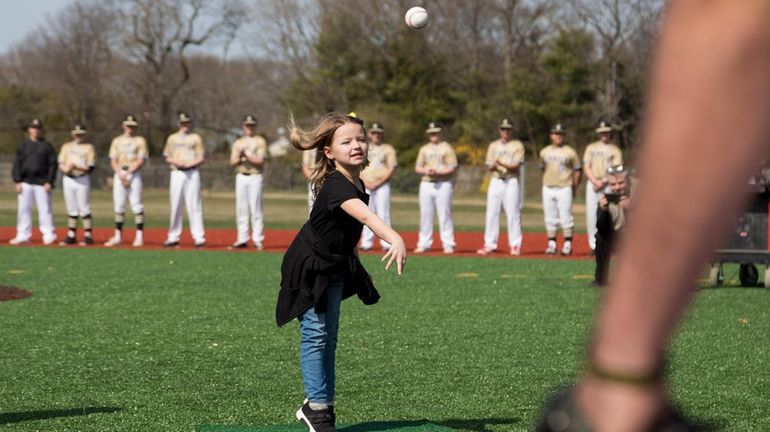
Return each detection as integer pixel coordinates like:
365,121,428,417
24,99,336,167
569,0,664,125
492,0,552,83
0,1,119,149
114,0,245,144
246,0,319,106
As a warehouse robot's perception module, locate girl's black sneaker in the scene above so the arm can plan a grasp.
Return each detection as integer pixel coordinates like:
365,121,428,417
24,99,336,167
296,401,336,432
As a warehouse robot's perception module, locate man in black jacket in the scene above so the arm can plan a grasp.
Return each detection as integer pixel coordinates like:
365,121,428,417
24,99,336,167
10,118,58,245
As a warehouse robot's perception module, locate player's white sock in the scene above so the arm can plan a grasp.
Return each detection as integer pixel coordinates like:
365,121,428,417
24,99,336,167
308,402,329,410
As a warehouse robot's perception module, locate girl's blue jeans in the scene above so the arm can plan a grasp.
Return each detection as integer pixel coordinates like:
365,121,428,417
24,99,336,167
298,275,343,405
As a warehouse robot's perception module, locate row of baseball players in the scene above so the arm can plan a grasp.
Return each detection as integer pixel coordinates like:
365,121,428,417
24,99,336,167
303,117,622,256
9,112,266,249
9,114,621,254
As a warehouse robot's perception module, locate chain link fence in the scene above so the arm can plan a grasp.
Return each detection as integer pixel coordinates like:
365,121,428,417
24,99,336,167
0,155,572,203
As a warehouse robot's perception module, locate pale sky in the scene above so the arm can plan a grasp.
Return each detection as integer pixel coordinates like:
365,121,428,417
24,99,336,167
0,0,250,58
0,0,74,55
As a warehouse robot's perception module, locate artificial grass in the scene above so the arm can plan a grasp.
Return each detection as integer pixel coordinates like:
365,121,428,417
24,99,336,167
0,247,768,431
196,420,453,431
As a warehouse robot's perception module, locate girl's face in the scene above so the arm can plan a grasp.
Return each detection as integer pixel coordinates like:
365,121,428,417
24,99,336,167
325,122,367,170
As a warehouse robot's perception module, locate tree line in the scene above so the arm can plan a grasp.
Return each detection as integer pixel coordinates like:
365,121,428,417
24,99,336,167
0,0,663,167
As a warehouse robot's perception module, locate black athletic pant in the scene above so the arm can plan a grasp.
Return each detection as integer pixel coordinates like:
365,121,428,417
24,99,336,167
594,207,616,285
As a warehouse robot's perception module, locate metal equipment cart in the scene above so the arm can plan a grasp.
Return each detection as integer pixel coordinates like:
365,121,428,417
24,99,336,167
709,181,770,287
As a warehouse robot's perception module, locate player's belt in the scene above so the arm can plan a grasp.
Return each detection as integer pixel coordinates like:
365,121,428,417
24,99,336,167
66,173,87,178
121,165,130,171
177,166,196,172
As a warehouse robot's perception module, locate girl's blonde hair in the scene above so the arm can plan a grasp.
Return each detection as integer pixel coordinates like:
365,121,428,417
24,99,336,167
290,112,366,195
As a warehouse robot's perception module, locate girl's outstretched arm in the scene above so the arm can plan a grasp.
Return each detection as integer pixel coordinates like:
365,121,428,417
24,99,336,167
341,198,407,275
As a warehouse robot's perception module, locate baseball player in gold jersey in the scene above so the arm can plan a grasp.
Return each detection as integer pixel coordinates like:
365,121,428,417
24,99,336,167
583,120,623,253
163,112,206,247
105,115,148,247
58,125,96,246
360,121,397,251
229,114,268,250
478,118,526,256
414,121,457,254
539,123,582,255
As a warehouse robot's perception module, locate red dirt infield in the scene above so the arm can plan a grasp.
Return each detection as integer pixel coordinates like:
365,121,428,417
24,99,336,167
0,227,590,259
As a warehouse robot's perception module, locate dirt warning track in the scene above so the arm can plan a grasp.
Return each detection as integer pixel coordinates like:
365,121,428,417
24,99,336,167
0,227,590,259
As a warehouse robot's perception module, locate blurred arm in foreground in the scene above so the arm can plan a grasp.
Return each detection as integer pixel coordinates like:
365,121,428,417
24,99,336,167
540,1,770,431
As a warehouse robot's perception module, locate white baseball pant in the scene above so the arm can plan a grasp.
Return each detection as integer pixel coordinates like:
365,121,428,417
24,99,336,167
62,175,91,217
585,184,605,250
542,185,574,237
361,182,392,249
417,181,455,250
483,177,522,250
519,165,526,211
15,183,56,243
113,172,144,215
307,183,315,215
167,169,205,244
235,173,264,245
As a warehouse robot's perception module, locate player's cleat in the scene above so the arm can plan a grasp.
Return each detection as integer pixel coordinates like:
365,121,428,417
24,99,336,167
589,249,596,257
43,237,57,246
561,241,572,256
296,401,336,432
443,247,455,254
82,236,94,246
535,387,704,432
228,242,247,250
413,247,429,253
8,238,30,245
587,279,604,288
510,245,521,256
545,240,557,255
104,236,122,247
132,236,144,247
194,241,205,249
359,245,372,251
476,248,494,256
254,243,264,251
163,240,180,248
60,236,77,246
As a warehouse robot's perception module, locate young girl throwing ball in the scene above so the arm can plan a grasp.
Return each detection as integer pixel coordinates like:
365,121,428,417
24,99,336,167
276,112,407,432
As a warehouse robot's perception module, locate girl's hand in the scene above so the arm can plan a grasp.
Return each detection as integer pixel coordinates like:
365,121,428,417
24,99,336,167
382,238,407,275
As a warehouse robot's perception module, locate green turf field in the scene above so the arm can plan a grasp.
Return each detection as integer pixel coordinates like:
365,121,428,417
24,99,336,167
0,189,583,233
1,247,768,431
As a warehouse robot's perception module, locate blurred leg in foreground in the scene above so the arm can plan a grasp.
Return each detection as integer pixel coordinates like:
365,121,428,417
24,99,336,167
538,1,770,431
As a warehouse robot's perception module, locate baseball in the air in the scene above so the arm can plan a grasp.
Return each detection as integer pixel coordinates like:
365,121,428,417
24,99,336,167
405,6,429,29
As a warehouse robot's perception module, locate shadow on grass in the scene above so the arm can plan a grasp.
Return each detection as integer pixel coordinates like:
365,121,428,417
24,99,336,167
438,418,520,432
197,417,521,432
0,406,121,425
339,417,520,432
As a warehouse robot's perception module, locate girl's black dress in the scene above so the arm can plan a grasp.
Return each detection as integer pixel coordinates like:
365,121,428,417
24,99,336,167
276,171,380,326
